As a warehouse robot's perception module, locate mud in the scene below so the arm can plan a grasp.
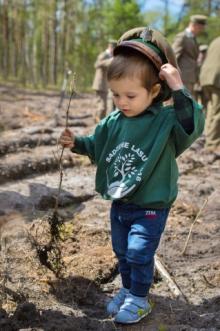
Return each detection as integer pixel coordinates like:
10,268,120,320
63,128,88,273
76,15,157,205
0,84,219,331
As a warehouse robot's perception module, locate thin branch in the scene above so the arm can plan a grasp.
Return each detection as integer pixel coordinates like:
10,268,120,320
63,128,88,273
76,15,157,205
54,74,76,214
202,275,216,288
181,198,208,255
155,254,189,303
65,74,76,129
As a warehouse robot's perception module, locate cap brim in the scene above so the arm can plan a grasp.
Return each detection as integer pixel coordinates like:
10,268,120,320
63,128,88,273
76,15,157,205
114,41,163,70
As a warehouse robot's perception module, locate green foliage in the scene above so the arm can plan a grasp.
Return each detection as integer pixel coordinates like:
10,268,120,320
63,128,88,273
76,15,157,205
0,0,219,91
0,0,146,90
76,0,145,89
165,0,220,45
104,0,144,40
179,0,220,43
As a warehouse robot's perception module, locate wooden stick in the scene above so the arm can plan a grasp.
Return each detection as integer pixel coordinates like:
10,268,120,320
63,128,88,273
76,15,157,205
181,198,208,255
155,254,189,303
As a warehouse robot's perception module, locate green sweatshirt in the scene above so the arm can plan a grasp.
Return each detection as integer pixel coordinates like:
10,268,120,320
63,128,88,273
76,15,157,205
72,89,205,208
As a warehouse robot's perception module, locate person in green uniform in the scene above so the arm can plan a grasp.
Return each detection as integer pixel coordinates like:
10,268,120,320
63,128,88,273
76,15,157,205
59,27,205,325
172,15,207,97
92,40,117,122
200,36,220,150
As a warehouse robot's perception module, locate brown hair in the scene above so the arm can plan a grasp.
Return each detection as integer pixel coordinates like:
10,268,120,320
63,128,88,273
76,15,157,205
107,48,160,92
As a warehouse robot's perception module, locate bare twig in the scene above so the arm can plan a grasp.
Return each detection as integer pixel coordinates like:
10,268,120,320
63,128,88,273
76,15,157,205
181,198,208,255
54,74,76,214
29,76,77,276
109,320,117,330
55,65,72,125
202,275,216,288
83,280,93,298
65,76,76,129
0,237,9,302
155,254,189,303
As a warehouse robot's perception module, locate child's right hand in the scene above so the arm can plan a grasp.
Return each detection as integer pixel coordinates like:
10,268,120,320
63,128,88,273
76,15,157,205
59,128,75,149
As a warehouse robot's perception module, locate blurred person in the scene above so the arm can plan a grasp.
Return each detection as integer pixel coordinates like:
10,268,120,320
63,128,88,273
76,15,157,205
194,44,208,105
197,44,208,67
59,27,204,325
200,36,220,150
92,40,117,122
172,15,207,96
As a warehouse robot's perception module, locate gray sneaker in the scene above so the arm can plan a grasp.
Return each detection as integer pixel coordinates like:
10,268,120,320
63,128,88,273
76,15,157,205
114,293,151,324
106,287,129,315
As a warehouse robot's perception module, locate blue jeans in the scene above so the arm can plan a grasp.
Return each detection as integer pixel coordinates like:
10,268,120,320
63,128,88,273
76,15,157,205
110,201,169,297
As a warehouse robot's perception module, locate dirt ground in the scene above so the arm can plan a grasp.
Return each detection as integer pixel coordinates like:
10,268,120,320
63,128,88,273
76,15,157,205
0,84,219,331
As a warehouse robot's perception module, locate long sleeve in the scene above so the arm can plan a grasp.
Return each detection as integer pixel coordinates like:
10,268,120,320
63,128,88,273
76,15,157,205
71,134,96,162
171,88,205,156
172,88,195,134
71,116,110,163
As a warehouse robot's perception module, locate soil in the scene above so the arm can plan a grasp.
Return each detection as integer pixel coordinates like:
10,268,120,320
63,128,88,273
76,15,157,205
0,84,219,331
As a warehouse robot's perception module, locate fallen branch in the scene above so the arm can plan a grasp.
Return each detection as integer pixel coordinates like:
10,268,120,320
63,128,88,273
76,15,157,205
181,198,208,255
155,254,189,303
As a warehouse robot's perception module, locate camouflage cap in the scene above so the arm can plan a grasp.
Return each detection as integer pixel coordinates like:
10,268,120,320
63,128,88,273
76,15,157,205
190,15,207,25
114,27,179,101
115,27,178,70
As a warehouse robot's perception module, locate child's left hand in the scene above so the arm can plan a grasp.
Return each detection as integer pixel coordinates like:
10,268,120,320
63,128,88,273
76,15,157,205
159,63,184,91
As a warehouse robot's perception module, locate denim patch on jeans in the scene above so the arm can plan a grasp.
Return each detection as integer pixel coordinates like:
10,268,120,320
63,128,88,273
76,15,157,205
110,201,169,297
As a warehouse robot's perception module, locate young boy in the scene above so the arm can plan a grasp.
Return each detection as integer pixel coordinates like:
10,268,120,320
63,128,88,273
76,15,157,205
59,27,205,325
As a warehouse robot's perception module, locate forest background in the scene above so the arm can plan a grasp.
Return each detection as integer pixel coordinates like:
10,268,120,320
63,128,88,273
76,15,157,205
0,0,219,92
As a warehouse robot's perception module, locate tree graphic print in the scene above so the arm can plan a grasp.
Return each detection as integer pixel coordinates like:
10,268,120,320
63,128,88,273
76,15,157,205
113,153,137,180
107,153,139,198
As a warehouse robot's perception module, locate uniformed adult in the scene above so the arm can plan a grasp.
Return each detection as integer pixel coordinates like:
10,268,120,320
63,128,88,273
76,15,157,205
92,40,117,121
200,36,220,150
194,44,208,105
172,15,207,96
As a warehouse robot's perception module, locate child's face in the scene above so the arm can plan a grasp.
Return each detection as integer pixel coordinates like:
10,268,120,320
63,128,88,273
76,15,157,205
109,77,156,117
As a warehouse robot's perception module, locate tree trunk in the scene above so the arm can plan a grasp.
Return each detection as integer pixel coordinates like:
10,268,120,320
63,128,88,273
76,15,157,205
2,1,9,78
52,0,58,85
